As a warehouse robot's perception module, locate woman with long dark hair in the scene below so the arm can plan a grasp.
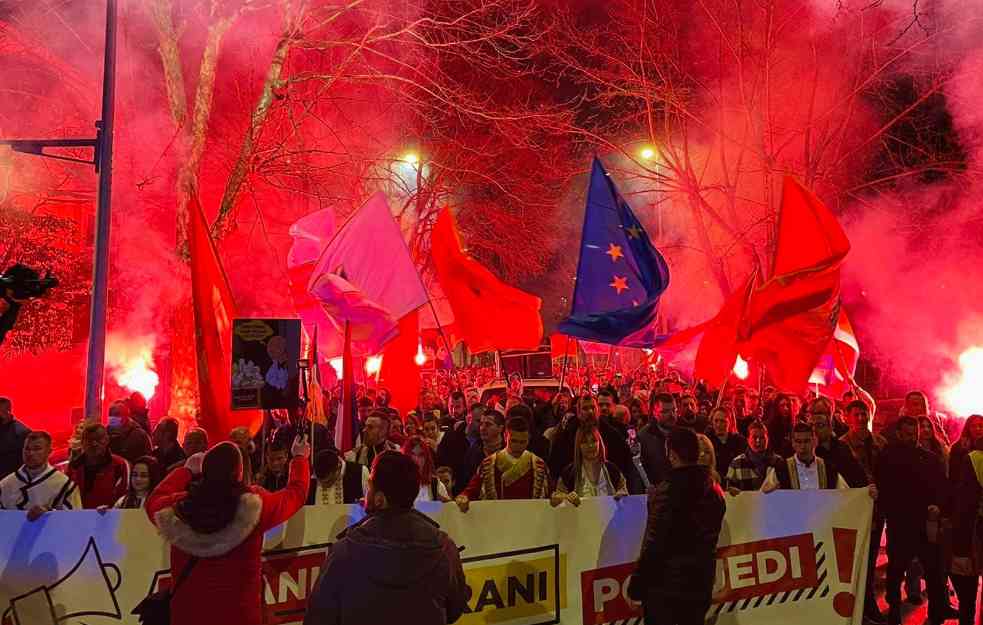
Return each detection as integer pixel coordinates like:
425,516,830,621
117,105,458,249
146,436,310,625
115,456,162,509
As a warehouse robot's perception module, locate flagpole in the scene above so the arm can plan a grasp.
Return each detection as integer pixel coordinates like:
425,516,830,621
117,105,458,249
424,296,457,375
558,335,572,392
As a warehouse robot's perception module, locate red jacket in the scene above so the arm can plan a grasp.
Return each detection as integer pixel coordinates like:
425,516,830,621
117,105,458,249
147,456,310,625
66,453,128,509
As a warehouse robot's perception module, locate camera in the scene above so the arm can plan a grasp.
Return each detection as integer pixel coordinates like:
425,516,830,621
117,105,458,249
0,264,58,300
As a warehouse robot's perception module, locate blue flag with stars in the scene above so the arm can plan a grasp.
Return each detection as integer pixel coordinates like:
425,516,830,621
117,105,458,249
558,157,670,346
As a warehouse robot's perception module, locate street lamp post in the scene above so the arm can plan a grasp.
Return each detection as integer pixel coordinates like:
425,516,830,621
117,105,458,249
0,0,118,422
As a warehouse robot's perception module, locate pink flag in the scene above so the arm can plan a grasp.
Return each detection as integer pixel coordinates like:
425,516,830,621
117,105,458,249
308,193,428,353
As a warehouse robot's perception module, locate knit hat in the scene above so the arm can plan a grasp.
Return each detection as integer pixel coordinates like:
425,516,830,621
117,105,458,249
203,441,243,484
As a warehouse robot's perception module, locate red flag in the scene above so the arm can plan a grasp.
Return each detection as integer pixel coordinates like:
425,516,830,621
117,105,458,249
379,310,421,416
431,209,543,352
810,307,860,396
335,321,355,455
743,177,850,393
188,195,260,439
693,271,758,388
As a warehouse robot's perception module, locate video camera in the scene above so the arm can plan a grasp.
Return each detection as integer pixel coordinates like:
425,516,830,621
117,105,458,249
0,264,58,300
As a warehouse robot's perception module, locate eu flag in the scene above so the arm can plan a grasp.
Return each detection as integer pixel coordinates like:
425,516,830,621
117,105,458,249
558,157,670,346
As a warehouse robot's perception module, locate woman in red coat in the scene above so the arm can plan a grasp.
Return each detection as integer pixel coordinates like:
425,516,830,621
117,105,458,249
146,436,310,625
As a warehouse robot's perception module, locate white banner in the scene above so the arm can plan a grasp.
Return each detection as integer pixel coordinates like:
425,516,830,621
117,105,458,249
0,489,871,625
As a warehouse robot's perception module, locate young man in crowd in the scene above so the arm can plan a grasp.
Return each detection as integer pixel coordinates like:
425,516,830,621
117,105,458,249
762,423,849,492
0,397,30,481
628,427,725,625
258,441,291,492
305,451,467,625
451,409,506,497
345,410,399,468
725,420,782,494
839,399,889,625
875,416,949,625
67,423,128,509
455,416,550,510
306,449,370,505
107,399,152,464
435,396,482,488
636,393,676,488
808,397,869,488
152,417,187,472
0,431,81,518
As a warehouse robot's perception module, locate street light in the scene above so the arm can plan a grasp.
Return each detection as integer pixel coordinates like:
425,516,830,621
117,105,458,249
401,152,420,165
639,147,656,160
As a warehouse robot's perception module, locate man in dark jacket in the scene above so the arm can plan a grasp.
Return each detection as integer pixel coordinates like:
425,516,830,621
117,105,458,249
0,397,30,480
636,393,676,488
305,451,467,625
628,427,725,625
875,416,948,625
106,400,152,464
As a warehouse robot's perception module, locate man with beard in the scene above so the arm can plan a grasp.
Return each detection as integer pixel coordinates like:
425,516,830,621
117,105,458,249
637,393,676,487
677,394,707,434
305,451,467,625
344,411,399,469
436,393,481,491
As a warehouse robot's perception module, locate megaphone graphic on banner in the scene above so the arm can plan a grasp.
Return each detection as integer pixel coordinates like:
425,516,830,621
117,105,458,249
3,537,122,625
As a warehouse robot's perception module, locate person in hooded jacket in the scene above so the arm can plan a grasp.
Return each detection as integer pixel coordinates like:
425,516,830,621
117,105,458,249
304,450,468,625
146,435,310,625
628,427,726,625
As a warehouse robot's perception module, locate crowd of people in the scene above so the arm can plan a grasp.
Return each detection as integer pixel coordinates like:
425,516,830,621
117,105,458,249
0,364,981,625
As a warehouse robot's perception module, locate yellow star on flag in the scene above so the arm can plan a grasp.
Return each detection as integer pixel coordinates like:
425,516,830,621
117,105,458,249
605,243,624,262
625,224,642,239
610,275,629,295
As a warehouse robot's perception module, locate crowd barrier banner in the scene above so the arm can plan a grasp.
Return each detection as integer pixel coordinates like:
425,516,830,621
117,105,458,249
0,488,871,625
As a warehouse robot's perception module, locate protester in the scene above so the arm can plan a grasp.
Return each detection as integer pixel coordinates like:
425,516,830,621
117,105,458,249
306,448,369,505
183,427,209,456
551,424,627,507
839,399,889,624
950,436,983,625
0,397,30,481
808,398,869,488
724,420,782,494
111,455,162,509
107,400,153,464
550,394,637,492
257,441,290,492
67,423,128,509
147,435,310,625
305,451,467,625
152,417,187,472
628,427,725,625
456,416,550,510
345,410,399,468
695,433,719,484
421,411,443,451
950,414,983,488
126,391,152,434
508,403,550,461
762,423,849,491
677,394,707,433
0,431,80,517
402,435,451,503
272,403,332,459
875,416,949,625
918,415,951,469
763,394,795,456
706,407,748,480
636,393,675,487
229,425,258,486
450,409,505,497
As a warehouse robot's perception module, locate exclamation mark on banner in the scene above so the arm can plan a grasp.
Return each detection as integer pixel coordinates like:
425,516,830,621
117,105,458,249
832,527,858,618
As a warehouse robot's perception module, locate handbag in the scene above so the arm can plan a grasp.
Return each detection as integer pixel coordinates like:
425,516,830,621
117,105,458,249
131,556,199,625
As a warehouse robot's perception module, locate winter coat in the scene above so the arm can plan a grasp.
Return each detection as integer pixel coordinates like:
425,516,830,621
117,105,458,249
636,423,671,487
66,452,128,509
108,423,152,464
952,451,983,574
632,465,726,604
147,456,310,625
548,418,638,491
874,442,948,540
304,508,468,625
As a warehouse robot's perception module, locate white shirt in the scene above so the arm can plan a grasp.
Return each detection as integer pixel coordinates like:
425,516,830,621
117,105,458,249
312,462,370,505
416,480,450,503
113,493,147,509
761,456,849,491
0,464,82,511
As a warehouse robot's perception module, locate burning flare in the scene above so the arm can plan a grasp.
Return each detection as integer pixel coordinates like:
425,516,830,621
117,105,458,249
733,355,749,380
117,358,160,399
939,346,983,417
108,333,160,399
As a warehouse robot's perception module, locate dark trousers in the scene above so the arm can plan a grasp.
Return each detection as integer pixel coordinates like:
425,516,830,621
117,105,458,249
643,597,710,625
885,524,946,621
951,574,981,625
865,513,886,614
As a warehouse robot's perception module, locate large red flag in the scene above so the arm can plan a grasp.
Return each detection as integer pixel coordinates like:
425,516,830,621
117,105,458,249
743,177,851,393
693,271,758,388
379,310,421,416
335,321,356,455
431,209,543,352
188,195,260,439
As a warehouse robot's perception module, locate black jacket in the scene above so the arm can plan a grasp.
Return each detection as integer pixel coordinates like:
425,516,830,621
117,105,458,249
706,432,748,480
305,508,468,625
636,423,671,487
816,437,868,487
631,465,725,603
875,442,947,537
